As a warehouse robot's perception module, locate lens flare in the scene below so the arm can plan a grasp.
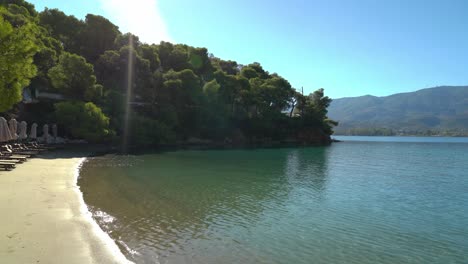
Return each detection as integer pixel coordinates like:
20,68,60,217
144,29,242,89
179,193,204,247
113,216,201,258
122,34,134,153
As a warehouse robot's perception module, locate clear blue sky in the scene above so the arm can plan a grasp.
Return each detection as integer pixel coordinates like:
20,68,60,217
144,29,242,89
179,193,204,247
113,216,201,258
29,0,468,98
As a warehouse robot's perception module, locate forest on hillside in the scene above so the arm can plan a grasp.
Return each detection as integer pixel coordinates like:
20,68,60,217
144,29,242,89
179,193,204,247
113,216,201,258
0,0,337,148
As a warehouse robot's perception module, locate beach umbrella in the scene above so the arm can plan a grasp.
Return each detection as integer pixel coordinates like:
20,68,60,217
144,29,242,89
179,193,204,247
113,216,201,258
8,118,18,140
0,117,13,142
30,123,38,140
19,121,28,140
52,124,58,140
43,124,49,143
0,118,6,143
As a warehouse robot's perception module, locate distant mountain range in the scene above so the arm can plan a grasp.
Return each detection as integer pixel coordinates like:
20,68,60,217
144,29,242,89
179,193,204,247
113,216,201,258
328,86,468,136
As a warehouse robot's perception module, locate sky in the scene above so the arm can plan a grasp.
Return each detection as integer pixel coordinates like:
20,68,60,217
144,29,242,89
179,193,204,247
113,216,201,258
29,0,468,98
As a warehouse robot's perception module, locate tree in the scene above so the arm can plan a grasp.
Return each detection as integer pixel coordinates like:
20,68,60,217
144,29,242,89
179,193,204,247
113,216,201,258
200,79,231,139
213,59,239,75
241,62,268,79
289,91,303,117
203,79,221,100
158,42,190,71
140,44,161,72
0,7,39,112
240,66,258,79
27,23,64,93
261,75,294,112
188,47,214,77
94,45,152,100
299,88,337,134
48,52,101,101
55,101,113,142
94,50,120,89
114,33,141,50
307,88,332,119
0,0,37,16
78,14,120,63
214,70,249,115
247,75,293,117
162,69,203,137
38,8,84,52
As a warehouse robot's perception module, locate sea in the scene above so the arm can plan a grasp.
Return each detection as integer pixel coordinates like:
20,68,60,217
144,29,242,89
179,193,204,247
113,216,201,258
78,136,468,264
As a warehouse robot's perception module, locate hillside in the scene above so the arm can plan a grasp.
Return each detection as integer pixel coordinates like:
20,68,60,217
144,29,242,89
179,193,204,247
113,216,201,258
328,86,468,135
0,1,335,147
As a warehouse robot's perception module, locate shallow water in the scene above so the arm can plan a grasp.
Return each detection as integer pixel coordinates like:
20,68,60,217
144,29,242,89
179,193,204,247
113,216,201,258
79,137,468,264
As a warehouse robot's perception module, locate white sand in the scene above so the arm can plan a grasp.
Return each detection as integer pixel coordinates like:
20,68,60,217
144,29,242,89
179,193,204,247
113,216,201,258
0,151,132,263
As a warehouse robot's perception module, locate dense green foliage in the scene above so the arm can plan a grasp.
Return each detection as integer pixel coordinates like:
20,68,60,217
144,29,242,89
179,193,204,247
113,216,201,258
48,52,102,101
54,101,112,142
1,0,336,147
0,6,39,112
329,86,468,136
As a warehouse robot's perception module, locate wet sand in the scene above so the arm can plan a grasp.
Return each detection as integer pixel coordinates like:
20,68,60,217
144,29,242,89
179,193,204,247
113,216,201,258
0,151,131,264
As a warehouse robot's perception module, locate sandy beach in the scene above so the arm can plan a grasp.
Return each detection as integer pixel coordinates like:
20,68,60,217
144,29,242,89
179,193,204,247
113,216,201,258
0,150,131,264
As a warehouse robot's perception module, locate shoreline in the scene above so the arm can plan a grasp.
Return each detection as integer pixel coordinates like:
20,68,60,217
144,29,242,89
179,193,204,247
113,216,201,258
0,150,132,263
333,134,468,137
74,157,133,264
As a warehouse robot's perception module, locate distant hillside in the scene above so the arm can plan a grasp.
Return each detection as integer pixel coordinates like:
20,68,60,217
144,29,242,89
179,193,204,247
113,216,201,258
328,86,468,135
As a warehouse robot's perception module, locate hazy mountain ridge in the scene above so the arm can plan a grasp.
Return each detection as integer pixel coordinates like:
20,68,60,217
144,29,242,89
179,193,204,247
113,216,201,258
328,86,468,135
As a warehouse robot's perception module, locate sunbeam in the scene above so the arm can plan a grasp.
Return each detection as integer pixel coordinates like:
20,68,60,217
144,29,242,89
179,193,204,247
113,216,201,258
122,34,134,153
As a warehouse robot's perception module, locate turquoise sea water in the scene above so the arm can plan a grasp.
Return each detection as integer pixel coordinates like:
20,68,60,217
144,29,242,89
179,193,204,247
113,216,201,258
79,137,468,264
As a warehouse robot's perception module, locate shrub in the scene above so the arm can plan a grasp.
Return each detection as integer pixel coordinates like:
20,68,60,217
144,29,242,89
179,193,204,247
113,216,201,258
55,101,113,142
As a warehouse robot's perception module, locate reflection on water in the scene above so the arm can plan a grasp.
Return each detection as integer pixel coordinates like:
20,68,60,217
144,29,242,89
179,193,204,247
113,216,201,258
79,143,468,264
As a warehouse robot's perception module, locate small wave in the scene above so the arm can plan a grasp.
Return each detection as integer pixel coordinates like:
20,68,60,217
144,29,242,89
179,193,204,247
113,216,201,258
118,239,142,257
94,210,117,224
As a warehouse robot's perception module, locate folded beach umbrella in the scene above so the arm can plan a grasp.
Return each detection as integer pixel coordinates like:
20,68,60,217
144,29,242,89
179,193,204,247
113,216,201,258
8,118,18,140
0,118,6,143
43,124,49,143
0,117,13,142
52,124,58,139
19,121,28,140
30,123,38,140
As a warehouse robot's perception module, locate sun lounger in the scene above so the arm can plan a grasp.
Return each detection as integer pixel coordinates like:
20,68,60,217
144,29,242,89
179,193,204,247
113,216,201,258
0,152,29,160
0,146,34,158
7,155,27,161
12,144,45,153
9,150,37,156
0,162,16,171
5,145,38,155
0,158,22,163
0,152,27,161
27,142,56,150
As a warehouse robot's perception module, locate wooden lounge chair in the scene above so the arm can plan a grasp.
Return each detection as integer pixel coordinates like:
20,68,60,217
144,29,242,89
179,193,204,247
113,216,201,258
13,143,46,152
27,142,56,150
0,151,29,161
6,145,38,156
0,158,22,163
0,146,34,158
0,161,16,171
0,151,27,162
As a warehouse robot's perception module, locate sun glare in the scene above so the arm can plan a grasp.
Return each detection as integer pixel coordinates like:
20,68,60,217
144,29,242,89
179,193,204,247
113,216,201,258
100,0,171,44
